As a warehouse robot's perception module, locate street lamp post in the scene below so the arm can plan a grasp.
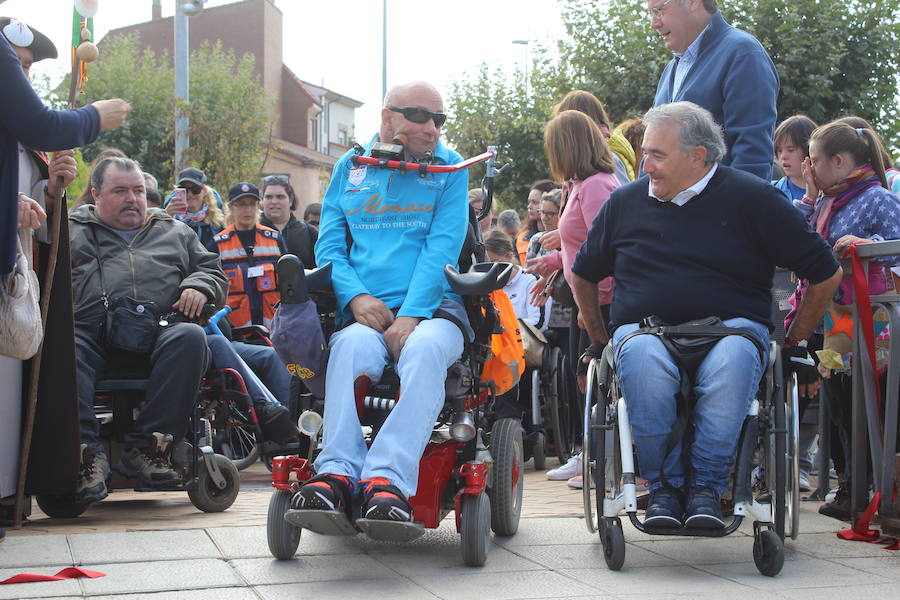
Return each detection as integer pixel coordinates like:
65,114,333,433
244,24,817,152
174,1,204,172
512,39,529,96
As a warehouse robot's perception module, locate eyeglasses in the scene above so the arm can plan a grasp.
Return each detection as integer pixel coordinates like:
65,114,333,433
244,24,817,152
539,210,559,218
178,183,202,195
387,106,447,128
648,0,674,19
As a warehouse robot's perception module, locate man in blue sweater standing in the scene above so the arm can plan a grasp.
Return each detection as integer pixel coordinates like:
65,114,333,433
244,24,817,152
287,81,470,535
649,0,778,180
570,102,841,529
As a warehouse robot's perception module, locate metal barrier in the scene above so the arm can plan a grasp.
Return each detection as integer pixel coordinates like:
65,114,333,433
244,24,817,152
843,239,900,521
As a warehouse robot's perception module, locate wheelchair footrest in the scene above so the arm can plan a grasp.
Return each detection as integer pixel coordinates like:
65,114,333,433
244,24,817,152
638,522,736,538
133,485,185,493
284,509,357,536
356,518,425,542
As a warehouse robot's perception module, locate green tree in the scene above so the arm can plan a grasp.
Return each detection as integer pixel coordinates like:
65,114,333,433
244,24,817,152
75,34,276,191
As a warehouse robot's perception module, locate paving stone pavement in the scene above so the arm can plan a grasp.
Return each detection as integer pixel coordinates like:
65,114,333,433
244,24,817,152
2,460,898,599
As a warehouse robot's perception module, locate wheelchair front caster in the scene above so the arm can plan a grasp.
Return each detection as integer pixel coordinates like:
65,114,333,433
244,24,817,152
188,453,240,512
460,491,491,567
267,489,301,559
753,528,784,577
488,418,524,536
531,431,546,471
600,518,626,570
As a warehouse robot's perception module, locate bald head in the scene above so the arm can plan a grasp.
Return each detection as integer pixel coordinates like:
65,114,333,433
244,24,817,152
380,81,445,159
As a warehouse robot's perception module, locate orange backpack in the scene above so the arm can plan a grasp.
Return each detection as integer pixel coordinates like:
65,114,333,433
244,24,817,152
480,289,525,396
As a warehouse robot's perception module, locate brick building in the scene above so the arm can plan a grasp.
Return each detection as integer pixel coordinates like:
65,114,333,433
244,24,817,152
102,0,361,215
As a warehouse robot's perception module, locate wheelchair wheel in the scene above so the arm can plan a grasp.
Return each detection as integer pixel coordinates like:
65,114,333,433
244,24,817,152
459,491,491,567
267,489,301,559
583,351,620,534
35,494,89,519
767,348,794,541
753,529,785,577
188,453,240,513
600,518,626,571
784,371,801,540
209,401,261,471
488,417,524,536
544,346,572,464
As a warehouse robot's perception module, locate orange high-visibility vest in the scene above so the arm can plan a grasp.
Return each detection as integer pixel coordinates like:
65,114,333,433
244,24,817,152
214,224,282,328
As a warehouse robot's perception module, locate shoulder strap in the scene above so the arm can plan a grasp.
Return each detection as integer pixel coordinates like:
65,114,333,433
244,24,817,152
88,224,109,309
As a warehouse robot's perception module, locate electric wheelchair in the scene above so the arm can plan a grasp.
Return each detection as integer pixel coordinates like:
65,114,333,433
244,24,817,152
580,305,802,576
265,148,524,566
35,335,241,519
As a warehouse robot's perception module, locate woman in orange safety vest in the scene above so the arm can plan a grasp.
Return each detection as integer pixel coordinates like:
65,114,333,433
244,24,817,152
210,182,283,329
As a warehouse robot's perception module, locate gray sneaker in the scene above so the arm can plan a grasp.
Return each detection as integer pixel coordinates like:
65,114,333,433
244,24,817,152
75,444,109,504
118,433,181,487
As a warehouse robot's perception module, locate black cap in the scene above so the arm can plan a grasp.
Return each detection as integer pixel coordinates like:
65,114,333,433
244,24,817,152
0,18,58,62
228,182,260,204
176,167,207,187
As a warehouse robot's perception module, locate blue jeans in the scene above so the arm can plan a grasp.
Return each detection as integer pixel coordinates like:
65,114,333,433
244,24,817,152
612,318,769,494
315,319,464,498
206,335,292,405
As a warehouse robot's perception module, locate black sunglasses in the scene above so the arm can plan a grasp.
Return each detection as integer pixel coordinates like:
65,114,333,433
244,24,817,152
178,183,202,195
262,175,289,185
388,106,447,128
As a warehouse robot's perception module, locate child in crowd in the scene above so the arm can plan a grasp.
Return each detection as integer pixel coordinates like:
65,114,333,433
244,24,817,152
772,115,818,212
484,229,548,330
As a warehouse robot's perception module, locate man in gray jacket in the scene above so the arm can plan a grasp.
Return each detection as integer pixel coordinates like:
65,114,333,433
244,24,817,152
69,156,228,505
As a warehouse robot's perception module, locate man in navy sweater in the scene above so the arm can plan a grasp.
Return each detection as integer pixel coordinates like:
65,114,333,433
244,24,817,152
648,0,778,180
570,102,840,529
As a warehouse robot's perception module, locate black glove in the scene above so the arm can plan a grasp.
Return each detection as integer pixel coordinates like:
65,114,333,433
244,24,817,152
577,341,607,376
782,344,818,386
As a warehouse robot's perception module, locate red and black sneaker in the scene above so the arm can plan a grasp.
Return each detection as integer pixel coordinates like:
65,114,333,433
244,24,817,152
356,477,424,541
285,473,357,535
359,477,413,521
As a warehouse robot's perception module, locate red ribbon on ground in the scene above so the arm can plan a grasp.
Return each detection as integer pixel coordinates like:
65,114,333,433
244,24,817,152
0,567,106,585
837,492,900,550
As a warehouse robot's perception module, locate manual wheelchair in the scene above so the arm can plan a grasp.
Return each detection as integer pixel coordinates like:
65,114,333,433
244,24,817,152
581,329,801,577
521,330,577,469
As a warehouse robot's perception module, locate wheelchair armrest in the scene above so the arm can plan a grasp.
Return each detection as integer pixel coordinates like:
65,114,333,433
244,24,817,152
232,325,271,342
444,262,514,296
306,262,333,294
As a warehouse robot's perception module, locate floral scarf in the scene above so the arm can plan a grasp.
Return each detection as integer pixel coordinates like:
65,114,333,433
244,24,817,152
810,164,881,241
174,203,209,224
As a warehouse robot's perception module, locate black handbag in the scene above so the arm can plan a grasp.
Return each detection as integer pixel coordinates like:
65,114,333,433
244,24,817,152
91,227,161,354
105,296,160,354
548,269,575,308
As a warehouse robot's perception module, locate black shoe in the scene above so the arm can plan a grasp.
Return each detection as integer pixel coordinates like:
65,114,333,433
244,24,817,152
684,486,725,529
359,477,413,522
645,487,683,528
290,473,355,513
819,484,851,521
0,526,5,543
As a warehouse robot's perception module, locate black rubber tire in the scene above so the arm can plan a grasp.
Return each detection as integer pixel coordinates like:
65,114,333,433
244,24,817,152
267,489,301,559
772,351,787,540
188,454,240,513
488,417,524,536
532,431,547,471
35,494,89,519
753,529,785,577
460,492,491,567
602,519,626,571
545,347,571,464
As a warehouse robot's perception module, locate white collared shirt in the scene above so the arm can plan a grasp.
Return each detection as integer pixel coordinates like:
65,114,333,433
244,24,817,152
672,23,710,97
649,163,718,206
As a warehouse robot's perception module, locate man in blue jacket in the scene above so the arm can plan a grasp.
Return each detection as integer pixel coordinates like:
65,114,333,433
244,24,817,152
648,0,778,180
287,81,470,534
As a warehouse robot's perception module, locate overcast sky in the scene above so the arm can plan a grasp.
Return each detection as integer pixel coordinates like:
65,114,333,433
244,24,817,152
3,0,567,139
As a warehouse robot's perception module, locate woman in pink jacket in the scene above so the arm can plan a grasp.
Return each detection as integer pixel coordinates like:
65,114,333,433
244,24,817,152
527,109,620,488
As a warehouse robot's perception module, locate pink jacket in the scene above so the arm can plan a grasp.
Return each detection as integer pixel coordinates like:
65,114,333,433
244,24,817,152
536,171,619,305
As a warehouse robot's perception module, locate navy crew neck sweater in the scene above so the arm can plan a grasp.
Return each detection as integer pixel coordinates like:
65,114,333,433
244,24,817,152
572,166,839,333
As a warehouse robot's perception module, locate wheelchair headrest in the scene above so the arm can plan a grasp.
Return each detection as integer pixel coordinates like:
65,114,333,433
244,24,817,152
444,262,514,296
